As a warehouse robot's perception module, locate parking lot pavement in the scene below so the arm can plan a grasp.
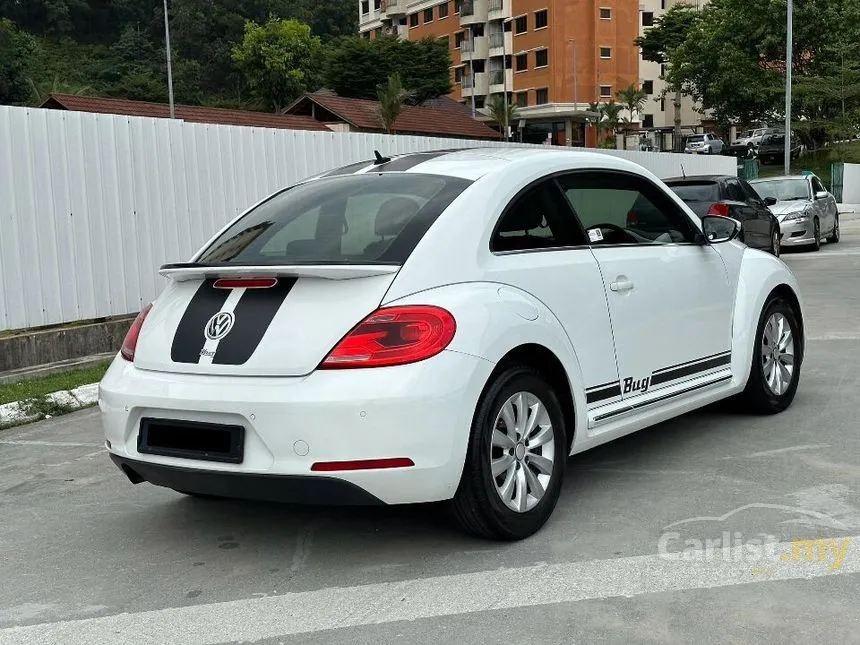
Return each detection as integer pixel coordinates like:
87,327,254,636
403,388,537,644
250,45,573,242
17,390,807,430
1,223,859,645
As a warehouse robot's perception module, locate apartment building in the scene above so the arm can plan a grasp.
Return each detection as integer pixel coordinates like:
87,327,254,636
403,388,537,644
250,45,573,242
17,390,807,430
637,0,708,149
358,0,639,146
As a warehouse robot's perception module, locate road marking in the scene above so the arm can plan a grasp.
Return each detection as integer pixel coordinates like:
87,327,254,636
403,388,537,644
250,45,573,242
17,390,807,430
746,444,830,458
1,534,858,645
0,440,102,448
783,250,860,258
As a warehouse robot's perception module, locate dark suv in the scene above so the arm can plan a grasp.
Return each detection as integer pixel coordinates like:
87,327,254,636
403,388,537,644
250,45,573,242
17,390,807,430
757,132,803,164
663,175,781,255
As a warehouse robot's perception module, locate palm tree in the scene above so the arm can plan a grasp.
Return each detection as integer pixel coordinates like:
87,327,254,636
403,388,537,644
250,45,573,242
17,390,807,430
376,73,414,135
599,100,624,148
28,74,92,106
487,94,519,141
616,85,648,149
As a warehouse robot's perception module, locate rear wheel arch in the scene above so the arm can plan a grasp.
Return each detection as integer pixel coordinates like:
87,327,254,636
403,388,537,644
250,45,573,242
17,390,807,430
768,284,804,351
489,344,577,455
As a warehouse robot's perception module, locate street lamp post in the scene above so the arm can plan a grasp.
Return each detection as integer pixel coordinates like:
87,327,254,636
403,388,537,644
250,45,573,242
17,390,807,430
163,0,176,119
784,0,792,174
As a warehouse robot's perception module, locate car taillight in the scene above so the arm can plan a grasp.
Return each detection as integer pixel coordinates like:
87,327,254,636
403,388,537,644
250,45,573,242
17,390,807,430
626,210,639,226
320,305,456,369
707,202,730,217
120,303,153,362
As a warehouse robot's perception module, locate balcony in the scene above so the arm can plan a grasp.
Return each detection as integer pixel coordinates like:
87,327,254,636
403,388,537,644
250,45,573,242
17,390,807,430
460,35,489,59
461,72,489,97
459,0,488,25
488,0,511,20
382,0,406,17
488,69,512,93
488,31,511,56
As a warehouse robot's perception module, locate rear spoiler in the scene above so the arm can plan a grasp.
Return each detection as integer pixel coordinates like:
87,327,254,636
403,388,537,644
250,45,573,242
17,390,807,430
159,263,401,282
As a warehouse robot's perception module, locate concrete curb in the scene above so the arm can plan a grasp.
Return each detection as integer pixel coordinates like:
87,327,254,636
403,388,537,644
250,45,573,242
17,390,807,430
0,383,99,428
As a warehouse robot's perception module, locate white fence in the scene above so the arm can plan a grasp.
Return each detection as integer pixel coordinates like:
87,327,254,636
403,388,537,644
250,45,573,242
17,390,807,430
0,105,735,331
841,163,860,204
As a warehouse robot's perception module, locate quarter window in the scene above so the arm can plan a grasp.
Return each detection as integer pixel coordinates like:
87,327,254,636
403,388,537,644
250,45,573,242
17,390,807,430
557,172,696,245
491,180,586,252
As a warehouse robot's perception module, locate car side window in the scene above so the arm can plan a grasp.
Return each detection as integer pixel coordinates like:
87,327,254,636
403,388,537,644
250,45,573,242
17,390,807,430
491,179,587,252
739,180,762,204
811,177,826,194
557,171,696,246
725,180,745,202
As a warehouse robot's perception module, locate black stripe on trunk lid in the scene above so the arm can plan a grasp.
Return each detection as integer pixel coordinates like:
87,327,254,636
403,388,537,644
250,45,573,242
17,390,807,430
171,280,230,363
212,278,297,365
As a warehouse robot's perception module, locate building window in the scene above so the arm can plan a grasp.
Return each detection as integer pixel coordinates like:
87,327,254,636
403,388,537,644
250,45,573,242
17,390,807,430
642,12,654,26
461,0,474,16
474,96,486,109
471,23,484,36
599,7,611,19
514,15,527,34
535,48,548,67
409,13,418,27
361,0,369,13
454,0,461,13
660,64,666,77
455,31,465,48
455,67,464,83
375,27,383,38
643,80,653,94
374,0,381,9
439,35,450,48
600,47,611,59
515,53,528,71
516,91,528,107
472,59,486,73
660,97,665,111
535,9,548,29
600,85,612,98
424,7,434,22
642,114,654,128
361,30,370,39
439,2,449,18
536,88,549,104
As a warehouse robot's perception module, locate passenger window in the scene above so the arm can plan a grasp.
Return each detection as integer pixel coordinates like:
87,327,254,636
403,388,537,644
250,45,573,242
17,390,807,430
491,179,586,252
811,177,825,194
557,171,694,246
725,180,745,202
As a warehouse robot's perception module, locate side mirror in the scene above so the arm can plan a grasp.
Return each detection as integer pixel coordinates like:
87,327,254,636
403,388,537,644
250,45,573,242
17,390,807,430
814,190,828,200
764,196,777,206
701,215,742,244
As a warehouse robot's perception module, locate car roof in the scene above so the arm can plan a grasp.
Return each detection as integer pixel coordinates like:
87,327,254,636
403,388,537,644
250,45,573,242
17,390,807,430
749,174,811,183
312,147,654,182
663,174,731,184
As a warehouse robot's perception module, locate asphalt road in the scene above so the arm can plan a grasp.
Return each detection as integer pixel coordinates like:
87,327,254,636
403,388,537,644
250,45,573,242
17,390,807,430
2,218,859,644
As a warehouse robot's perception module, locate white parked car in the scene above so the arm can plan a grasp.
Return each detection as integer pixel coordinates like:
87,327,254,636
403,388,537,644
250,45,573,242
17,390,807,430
100,148,805,540
684,133,725,155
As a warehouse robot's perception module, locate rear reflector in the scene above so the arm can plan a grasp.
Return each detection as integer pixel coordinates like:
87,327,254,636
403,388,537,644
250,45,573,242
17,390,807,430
320,305,456,369
311,458,415,472
213,278,278,289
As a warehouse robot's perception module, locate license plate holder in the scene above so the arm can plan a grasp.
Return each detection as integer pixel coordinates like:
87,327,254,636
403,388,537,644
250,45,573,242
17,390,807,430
138,418,245,464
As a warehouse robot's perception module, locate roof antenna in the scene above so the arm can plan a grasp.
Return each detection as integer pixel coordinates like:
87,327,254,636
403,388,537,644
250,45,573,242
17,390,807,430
374,150,391,165
680,163,686,179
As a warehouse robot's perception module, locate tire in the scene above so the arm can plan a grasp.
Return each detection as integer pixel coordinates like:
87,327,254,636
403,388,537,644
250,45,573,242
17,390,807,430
826,214,840,244
809,218,821,251
770,227,781,257
739,296,803,414
449,366,567,540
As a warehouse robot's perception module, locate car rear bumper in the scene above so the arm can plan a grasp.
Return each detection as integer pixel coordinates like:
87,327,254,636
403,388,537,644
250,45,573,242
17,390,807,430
99,350,495,505
110,454,385,505
779,218,815,246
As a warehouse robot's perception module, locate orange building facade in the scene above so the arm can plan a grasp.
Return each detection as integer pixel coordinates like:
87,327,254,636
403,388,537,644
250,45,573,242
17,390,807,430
359,0,639,145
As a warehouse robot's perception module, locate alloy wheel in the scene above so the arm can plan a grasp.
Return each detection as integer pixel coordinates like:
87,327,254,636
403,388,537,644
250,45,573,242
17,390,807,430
490,391,555,513
761,312,795,396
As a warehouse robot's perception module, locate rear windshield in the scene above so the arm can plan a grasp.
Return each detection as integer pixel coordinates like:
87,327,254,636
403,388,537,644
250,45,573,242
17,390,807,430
666,182,720,202
196,173,471,265
687,135,705,143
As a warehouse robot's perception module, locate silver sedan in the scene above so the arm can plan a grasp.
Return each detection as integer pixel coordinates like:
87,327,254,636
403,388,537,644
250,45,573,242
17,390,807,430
748,174,840,251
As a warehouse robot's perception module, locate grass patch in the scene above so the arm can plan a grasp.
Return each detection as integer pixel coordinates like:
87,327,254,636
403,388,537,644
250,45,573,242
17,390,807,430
0,361,111,405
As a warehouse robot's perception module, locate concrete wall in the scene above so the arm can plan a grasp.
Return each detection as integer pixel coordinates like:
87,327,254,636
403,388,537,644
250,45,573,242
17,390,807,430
841,163,860,204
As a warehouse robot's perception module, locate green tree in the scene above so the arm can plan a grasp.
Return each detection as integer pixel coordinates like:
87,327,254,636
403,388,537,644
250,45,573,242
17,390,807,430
231,18,323,112
0,19,39,105
376,73,413,134
486,94,518,141
634,3,701,151
325,35,451,103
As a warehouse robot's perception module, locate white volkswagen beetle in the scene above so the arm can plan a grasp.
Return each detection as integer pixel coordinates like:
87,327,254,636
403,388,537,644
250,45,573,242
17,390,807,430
100,148,805,540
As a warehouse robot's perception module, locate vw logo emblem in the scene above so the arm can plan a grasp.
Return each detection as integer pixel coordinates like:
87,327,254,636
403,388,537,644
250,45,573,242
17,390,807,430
205,311,235,341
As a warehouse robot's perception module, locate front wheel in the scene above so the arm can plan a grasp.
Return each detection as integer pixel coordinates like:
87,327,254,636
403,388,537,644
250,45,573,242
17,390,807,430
809,218,821,251
739,297,802,414
450,366,567,540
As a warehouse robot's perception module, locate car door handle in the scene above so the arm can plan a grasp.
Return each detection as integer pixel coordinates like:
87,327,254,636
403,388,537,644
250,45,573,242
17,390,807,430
610,277,634,292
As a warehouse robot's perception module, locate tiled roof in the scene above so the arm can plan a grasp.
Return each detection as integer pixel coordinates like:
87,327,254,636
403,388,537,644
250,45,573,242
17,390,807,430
40,94,330,131
290,93,500,139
